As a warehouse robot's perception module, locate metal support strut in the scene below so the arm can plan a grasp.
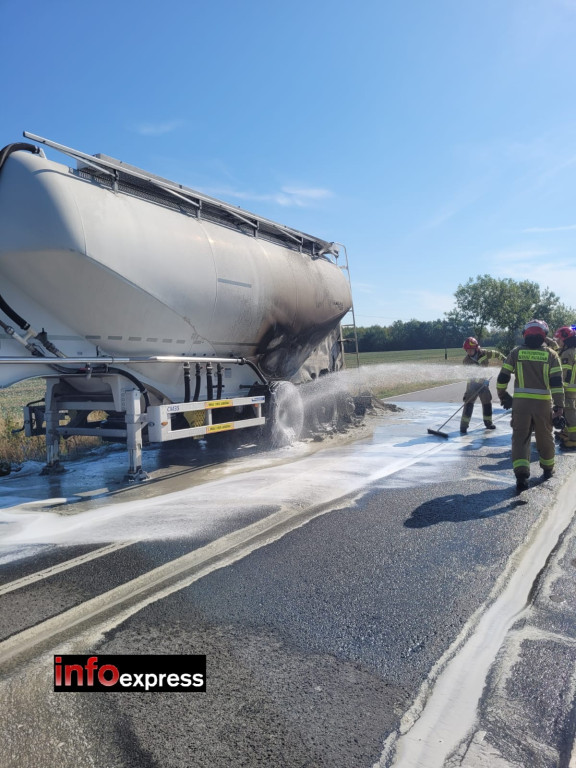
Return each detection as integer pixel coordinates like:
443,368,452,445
124,388,149,482
40,381,65,475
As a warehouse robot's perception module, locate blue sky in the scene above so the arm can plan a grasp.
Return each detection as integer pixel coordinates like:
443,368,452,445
3,0,576,326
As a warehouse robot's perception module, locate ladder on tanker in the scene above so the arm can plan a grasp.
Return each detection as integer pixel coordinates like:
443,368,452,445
336,243,360,370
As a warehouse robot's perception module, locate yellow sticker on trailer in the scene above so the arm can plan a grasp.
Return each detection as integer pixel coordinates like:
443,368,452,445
207,422,234,433
205,400,233,409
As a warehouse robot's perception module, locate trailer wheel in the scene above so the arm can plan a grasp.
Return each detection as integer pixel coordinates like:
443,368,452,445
264,381,304,448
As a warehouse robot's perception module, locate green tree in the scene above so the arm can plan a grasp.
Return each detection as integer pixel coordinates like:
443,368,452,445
491,279,540,350
445,274,502,341
530,289,576,336
447,274,576,351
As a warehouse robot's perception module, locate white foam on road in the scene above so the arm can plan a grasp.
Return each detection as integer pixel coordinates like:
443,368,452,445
0,403,475,560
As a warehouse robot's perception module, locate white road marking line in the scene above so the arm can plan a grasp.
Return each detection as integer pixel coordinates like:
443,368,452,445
0,542,134,596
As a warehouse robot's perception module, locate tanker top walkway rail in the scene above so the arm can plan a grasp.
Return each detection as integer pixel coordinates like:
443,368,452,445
22,132,339,263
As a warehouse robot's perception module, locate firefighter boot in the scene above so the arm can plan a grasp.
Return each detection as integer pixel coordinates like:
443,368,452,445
482,403,496,430
515,473,530,492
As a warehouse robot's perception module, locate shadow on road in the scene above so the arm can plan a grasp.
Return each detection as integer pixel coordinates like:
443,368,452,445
404,487,528,528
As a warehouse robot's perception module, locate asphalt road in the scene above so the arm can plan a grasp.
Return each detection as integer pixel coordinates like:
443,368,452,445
0,382,575,768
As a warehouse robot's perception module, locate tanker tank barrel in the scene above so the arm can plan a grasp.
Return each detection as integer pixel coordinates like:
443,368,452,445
0,132,356,478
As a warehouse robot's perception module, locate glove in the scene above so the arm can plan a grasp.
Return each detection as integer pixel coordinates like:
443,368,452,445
499,391,513,410
552,407,566,430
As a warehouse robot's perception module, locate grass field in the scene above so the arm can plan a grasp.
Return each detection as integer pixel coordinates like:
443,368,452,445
0,349,466,464
0,378,101,465
343,348,464,398
344,347,463,367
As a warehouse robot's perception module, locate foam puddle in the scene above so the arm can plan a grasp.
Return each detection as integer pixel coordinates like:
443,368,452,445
0,402,473,561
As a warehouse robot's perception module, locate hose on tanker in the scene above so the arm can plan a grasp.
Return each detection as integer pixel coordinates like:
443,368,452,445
216,363,223,400
0,294,30,332
0,317,44,356
0,143,41,175
206,363,214,400
239,357,268,385
193,364,202,402
0,296,67,358
106,366,151,409
183,362,191,403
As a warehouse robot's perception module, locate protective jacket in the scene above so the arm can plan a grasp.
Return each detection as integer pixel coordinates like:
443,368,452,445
497,343,564,477
497,345,564,407
545,336,560,351
460,347,505,432
559,339,576,446
560,344,576,398
463,347,505,372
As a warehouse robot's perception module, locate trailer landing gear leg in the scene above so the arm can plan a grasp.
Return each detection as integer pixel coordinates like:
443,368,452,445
41,385,66,476
124,388,149,482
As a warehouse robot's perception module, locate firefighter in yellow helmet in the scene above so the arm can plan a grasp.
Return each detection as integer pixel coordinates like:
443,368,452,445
554,325,576,450
460,337,505,434
496,319,565,492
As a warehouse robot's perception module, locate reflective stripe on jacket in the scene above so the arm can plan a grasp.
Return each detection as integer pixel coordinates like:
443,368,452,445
561,346,576,396
497,344,564,407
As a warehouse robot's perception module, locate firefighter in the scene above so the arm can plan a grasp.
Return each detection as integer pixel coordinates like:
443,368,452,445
545,334,560,351
496,319,565,491
460,337,505,434
554,325,576,450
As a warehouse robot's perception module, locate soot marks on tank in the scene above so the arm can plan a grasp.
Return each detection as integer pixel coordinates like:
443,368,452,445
256,319,344,380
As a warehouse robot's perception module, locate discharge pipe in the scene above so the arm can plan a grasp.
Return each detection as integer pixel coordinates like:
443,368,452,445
0,318,44,357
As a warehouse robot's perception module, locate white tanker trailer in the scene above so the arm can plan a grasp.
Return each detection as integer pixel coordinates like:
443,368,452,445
0,133,355,479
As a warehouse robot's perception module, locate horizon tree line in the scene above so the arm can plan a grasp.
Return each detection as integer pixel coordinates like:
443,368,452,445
344,275,576,353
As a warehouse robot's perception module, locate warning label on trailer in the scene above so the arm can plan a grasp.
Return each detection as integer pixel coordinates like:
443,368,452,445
207,422,234,433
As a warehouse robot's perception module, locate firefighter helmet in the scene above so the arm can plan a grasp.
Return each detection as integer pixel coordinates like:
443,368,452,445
463,337,479,351
554,325,576,341
523,319,548,338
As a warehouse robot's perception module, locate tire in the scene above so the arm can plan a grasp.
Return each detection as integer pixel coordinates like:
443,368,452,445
263,381,304,448
306,388,338,433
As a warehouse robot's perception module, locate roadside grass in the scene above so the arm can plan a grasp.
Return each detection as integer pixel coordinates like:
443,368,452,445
344,347,463,366
0,378,102,465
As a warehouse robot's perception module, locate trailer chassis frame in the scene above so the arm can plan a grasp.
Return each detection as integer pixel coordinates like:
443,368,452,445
3,354,269,482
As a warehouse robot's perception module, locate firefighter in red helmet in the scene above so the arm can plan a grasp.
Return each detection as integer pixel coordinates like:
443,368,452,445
554,325,576,450
460,337,505,434
497,319,565,491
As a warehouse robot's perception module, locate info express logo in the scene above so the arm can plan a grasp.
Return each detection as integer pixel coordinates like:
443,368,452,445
54,655,206,692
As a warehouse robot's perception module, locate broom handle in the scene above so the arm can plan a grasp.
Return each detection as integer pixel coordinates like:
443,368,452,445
434,376,493,432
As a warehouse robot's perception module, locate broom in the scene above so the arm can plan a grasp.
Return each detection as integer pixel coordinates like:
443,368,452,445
427,377,492,439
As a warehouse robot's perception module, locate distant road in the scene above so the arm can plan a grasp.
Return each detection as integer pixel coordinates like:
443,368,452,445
388,378,500,404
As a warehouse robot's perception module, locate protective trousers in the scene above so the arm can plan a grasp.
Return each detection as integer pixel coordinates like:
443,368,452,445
460,382,493,431
560,396,576,447
510,398,555,478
